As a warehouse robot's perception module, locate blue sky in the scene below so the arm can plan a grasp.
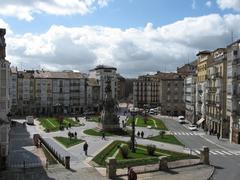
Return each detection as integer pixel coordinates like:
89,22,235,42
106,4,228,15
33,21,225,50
0,0,240,77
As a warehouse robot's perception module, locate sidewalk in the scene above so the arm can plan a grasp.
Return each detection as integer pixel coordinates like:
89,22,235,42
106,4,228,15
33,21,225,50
201,133,240,151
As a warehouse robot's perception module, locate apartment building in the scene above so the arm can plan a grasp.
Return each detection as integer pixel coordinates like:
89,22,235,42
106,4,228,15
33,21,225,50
184,74,197,124
133,72,185,116
205,48,228,138
159,73,185,116
133,74,159,108
0,28,10,170
227,40,240,144
89,65,118,101
196,51,212,128
12,70,87,115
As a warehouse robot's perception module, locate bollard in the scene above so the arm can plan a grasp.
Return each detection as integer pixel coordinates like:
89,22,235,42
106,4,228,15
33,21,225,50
106,157,117,179
65,156,70,169
200,146,209,165
159,156,168,171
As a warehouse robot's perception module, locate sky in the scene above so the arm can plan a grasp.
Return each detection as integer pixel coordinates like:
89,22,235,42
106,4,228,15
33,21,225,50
0,0,240,77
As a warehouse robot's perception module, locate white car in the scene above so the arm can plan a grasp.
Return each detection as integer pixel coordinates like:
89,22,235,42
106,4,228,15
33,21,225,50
178,116,186,124
188,125,197,131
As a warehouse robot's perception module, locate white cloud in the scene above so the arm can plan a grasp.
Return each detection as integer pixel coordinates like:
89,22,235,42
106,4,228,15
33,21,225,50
0,0,111,21
217,0,240,11
192,0,196,9
206,1,212,8
3,13,240,77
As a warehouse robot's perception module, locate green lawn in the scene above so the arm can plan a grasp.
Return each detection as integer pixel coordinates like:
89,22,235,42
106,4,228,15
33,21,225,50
92,140,197,167
38,117,80,132
54,136,84,148
127,116,167,130
83,129,113,136
148,135,184,146
83,129,130,136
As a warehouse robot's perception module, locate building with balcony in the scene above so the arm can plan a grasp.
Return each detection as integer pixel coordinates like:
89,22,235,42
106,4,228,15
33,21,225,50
0,28,10,170
227,39,240,144
11,70,87,115
196,51,213,128
206,48,228,138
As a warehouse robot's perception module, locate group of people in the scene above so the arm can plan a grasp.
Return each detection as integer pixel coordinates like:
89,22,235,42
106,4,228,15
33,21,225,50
68,131,78,139
137,131,144,138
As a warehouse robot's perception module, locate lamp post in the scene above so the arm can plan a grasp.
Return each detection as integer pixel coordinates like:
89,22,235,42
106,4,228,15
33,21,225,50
130,108,138,153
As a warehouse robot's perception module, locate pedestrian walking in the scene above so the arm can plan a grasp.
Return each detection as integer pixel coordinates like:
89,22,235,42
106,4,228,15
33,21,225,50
102,131,106,140
217,132,220,140
74,132,77,139
137,131,140,137
83,141,88,156
141,131,144,138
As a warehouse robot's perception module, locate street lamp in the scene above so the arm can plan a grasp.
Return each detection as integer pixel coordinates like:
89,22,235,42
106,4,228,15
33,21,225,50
130,108,138,153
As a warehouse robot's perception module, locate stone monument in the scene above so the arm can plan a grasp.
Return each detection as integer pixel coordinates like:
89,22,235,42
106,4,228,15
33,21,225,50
100,77,120,131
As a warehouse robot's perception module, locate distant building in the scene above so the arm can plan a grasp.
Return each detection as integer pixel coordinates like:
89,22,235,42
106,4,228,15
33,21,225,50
227,40,240,144
116,74,126,100
0,28,10,170
133,72,185,116
89,65,118,101
86,78,100,112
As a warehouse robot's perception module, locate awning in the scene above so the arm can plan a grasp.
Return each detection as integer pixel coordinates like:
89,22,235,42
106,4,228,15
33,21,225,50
197,118,205,125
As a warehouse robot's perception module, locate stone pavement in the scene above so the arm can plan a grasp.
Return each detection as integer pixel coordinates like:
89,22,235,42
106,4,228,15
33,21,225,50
0,164,213,180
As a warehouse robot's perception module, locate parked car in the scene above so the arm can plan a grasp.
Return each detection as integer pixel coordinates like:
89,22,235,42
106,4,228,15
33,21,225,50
26,116,34,125
188,124,197,131
178,116,186,124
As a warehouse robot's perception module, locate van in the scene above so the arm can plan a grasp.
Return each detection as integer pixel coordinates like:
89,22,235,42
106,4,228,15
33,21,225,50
26,116,34,125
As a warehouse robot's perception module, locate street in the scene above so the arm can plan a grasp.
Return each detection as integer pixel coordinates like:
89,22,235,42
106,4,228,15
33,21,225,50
155,115,240,180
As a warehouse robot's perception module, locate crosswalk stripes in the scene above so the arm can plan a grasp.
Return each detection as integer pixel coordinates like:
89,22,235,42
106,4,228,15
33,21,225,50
171,131,203,136
191,149,240,156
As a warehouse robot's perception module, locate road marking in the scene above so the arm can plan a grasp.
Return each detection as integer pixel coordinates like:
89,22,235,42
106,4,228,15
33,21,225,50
221,150,232,155
215,150,225,155
210,151,218,155
194,150,200,154
189,133,194,135
229,151,240,155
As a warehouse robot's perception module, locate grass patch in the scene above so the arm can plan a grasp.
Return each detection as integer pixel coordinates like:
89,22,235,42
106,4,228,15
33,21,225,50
83,129,113,136
83,129,130,136
38,117,80,132
127,115,167,130
92,140,197,167
54,136,84,148
148,135,184,146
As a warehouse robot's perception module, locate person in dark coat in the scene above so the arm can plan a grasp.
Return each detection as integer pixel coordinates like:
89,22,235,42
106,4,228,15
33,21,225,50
83,141,88,156
137,131,140,137
141,131,144,138
102,132,106,140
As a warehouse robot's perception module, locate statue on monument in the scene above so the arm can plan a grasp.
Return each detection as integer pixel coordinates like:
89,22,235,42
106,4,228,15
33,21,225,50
100,76,120,131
